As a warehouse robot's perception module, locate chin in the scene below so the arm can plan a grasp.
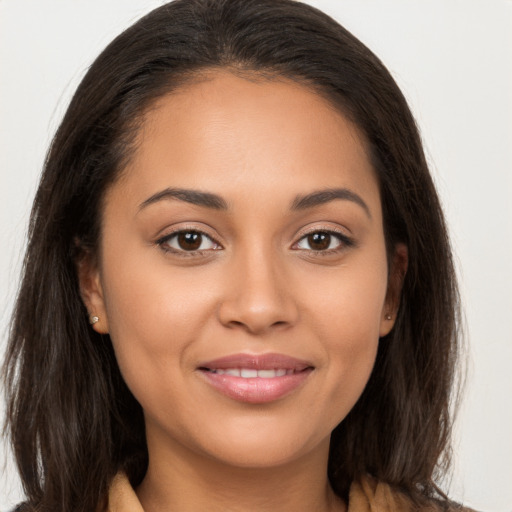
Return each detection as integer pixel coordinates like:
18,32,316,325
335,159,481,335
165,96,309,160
161,410,336,471
199,436,325,470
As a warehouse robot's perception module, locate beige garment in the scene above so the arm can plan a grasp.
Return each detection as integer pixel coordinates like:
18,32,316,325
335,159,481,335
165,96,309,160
108,473,145,512
348,477,445,511
107,472,470,512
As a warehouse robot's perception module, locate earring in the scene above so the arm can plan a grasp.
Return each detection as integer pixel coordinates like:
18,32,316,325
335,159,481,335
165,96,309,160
385,314,392,321
89,315,99,325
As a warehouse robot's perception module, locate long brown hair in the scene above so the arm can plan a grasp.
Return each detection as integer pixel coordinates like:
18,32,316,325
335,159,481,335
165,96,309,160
3,1,461,510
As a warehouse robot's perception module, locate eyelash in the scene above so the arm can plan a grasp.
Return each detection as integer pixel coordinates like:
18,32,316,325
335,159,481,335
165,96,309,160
156,229,222,257
293,228,355,255
155,228,354,257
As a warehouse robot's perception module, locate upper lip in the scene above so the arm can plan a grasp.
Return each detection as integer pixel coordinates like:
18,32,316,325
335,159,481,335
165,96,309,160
198,353,313,371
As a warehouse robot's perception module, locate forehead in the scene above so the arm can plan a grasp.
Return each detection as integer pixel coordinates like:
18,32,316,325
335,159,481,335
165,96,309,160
113,69,380,212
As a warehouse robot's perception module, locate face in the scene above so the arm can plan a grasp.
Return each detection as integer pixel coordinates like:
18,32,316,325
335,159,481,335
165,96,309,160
81,70,404,470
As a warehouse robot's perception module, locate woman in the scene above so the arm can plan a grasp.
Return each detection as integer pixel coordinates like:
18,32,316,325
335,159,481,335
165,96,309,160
3,0,468,510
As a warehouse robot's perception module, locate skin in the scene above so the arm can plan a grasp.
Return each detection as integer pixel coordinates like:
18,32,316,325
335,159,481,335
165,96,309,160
80,70,406,512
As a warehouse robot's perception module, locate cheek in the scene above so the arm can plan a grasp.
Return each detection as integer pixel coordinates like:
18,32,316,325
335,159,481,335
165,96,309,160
300,252,388,417
304,249,389,344
99,246,218,395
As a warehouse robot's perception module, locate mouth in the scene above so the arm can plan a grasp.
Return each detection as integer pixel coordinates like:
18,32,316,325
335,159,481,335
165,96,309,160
201,368,302,378
197,353,314,404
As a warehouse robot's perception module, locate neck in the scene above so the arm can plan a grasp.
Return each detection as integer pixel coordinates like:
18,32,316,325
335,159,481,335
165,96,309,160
136,430,346,512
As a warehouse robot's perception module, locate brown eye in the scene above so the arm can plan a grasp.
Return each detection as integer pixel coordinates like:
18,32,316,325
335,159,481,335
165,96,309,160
158,230,219,253
294,230,350,252
177,232,202,251
307,232,331,251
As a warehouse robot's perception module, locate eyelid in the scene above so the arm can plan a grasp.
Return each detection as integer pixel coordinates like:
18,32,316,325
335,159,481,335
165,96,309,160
155,225,223,255
291,225,355,252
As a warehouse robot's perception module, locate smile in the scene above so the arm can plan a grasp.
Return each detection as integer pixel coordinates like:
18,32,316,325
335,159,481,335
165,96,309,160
205,368,298,377
198,353,314,403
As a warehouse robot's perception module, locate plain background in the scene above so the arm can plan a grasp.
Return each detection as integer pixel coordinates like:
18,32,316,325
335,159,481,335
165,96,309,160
1,1,511,510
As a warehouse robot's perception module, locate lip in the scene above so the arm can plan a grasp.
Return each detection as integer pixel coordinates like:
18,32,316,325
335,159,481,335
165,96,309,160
197,353,314,404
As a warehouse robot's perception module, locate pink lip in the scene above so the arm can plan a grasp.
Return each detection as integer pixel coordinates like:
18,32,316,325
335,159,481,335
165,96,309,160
197,353,314,404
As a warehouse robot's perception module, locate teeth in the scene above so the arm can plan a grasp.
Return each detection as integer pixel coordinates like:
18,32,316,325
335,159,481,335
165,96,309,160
257,369,277,378
209,368,295,378
240,369,258,378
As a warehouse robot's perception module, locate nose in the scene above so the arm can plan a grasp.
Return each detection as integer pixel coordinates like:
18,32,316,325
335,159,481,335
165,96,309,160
217,247,299,335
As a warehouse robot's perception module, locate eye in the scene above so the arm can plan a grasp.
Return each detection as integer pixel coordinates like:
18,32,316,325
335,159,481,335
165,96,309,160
294,230,352,252
157,230,221,253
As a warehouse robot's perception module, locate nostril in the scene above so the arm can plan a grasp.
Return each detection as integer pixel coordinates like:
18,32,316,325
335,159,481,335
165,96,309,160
226,320,245,329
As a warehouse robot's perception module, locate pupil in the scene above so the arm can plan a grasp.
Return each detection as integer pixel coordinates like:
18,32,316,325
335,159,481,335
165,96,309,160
308,232,330,250
178,232,201,250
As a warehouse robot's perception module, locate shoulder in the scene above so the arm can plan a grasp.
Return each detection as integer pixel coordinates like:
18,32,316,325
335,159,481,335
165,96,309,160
348,475,478,512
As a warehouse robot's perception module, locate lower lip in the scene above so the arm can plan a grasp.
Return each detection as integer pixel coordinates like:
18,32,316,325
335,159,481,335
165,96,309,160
199,369,313,404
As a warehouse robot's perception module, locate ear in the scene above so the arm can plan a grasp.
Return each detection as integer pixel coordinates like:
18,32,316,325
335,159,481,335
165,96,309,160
76,247,109,334
379,243,408,337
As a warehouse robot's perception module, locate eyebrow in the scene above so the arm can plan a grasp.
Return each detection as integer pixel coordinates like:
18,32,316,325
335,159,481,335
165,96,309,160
291,188,371,218
138,186,371,218
139,187,228,211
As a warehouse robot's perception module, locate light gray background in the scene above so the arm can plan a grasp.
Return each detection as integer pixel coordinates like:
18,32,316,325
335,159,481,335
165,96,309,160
1,1,511,510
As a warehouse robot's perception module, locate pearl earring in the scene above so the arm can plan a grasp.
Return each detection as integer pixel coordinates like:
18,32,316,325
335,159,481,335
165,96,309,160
89,315,99,325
